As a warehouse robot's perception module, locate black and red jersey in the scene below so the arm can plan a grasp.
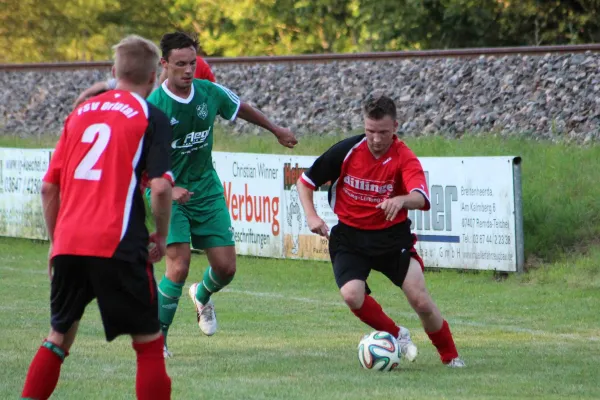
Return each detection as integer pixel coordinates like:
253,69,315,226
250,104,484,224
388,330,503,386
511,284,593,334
300,134,430,230
44,90,174,262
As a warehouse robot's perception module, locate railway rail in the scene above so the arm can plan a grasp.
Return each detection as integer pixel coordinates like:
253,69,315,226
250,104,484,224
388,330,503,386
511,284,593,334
2,44,600,71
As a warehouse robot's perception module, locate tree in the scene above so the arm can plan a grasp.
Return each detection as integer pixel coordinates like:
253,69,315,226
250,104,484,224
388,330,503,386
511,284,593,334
499,0,600,46
1,0,176,62
1,0,600,62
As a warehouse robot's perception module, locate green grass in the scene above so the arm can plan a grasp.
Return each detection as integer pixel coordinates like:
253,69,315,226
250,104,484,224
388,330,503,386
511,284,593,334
1,237,599,399
4,131,600,264
0,134,58,149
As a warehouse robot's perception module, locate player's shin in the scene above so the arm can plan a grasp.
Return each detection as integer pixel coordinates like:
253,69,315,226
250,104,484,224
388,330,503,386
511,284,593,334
351,294,401,338
157,276,184,346
21,340,68,400
195,266,233,305
426,319,459,364
133,336,171,400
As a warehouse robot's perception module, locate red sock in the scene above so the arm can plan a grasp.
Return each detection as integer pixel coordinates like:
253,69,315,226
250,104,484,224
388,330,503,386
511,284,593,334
351,295,400,338
21,340,68,400
426,320,459,364
133,336,171,400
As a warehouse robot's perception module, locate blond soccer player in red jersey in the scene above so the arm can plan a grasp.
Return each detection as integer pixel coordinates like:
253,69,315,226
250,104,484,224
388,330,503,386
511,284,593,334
21,35,175,400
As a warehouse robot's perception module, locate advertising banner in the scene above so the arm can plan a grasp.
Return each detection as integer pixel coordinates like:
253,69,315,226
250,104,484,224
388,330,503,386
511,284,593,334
213,152,284,258
0,148,522,272
0,149,51,240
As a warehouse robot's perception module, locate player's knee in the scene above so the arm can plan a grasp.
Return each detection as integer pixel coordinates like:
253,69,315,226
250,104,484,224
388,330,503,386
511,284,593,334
47,331,66,348
340,287,364,310
213,261,236,279
47,328,75,353
409,290,435,315
167,259,190,282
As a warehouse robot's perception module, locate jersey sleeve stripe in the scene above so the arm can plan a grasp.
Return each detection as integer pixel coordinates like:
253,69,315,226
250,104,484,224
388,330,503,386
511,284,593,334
212,82,241,121
130,92,149,118
213,82,240,103
343,137,366,161
229,101,241,121
299,172,316,190
121,136,145,240
163,171,175,187
410,188,431,207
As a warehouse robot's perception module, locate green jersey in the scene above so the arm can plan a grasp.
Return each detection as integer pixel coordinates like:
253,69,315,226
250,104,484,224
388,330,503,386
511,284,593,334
147,79,240,198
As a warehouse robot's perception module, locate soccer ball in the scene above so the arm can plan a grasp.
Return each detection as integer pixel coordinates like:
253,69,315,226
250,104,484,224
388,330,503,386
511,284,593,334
357,331,401,371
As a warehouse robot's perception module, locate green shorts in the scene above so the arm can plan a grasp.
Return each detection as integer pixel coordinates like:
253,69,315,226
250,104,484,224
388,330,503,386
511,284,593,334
168,195,234,249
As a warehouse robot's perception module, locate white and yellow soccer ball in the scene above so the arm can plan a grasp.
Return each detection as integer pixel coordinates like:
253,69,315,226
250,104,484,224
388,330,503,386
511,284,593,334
357,331,402,371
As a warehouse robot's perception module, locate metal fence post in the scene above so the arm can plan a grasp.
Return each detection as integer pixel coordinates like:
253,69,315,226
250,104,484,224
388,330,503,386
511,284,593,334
512,157,524,273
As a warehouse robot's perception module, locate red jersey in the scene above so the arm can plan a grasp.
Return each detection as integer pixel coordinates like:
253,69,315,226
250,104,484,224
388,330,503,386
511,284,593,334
194,56,216,82
300,135,430,230
44,90,174,262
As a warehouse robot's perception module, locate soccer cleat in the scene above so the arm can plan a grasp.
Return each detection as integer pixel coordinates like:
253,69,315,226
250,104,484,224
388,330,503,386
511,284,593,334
188,283,217,336
397,326,418,362
163,345,172,359
447,357,466,368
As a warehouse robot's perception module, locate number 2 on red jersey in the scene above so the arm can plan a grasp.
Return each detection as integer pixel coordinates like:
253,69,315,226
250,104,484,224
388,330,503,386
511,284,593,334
74,123,111,181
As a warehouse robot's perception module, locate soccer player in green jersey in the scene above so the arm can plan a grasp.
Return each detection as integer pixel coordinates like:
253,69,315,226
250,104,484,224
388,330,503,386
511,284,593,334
150,32,297,358
73,32,297,358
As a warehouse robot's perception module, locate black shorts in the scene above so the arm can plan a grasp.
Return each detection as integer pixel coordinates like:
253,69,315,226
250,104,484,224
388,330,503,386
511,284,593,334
51,255,159,342
328,221,419,292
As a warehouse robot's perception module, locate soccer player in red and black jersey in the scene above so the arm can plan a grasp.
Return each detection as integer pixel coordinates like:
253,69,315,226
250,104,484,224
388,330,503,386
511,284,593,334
21,35,176,400
297,92,465,368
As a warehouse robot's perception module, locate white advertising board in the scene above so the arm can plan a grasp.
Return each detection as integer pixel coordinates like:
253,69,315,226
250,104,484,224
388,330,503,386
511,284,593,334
407,157,519,272
0,147,522,272
279,155,338,261
0,148,51,240
213,152,284,258
217,153,520,272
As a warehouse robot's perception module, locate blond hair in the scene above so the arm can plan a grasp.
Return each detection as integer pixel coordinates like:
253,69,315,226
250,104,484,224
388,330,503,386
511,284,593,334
112,35,160,85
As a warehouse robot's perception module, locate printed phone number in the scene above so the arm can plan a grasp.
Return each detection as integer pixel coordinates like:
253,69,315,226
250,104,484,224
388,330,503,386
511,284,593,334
462,234,512,245
1,177,43,194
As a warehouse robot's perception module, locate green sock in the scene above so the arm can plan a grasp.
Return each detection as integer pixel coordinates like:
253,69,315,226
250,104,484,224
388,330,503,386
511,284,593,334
195,266,234,305
157,276,184,347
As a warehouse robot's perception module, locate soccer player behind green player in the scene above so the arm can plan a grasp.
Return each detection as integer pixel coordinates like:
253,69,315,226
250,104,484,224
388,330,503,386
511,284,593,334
149,32,297,357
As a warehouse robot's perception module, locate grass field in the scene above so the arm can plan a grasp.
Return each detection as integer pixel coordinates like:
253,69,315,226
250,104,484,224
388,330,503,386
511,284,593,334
1,133,600,398
1,237,599,400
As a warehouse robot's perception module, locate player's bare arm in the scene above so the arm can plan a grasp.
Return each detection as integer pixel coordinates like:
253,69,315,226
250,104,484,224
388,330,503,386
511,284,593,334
73,81,112,108
41,182,60,242
41,181,60,279
296,180,329,238
377,191,426,221
149,177,173,263
236,103,298,149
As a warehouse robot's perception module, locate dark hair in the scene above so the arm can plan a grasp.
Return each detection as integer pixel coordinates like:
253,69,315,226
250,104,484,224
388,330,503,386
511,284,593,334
362,91,397,120
160,32,199,60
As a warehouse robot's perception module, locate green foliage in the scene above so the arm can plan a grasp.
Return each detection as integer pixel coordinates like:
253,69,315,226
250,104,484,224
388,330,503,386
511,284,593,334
1,0,176,63
2,0,600,62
